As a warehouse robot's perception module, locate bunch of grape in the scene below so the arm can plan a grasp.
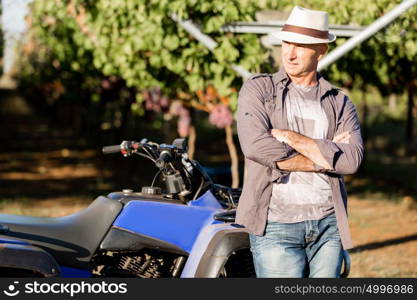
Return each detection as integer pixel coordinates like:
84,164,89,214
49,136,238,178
169,100,191,137
101,79,111,89
143,87,169,113
209,104,233,129
100,76,118,90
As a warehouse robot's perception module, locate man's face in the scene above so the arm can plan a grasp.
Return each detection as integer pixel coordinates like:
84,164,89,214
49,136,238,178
281,41,327,78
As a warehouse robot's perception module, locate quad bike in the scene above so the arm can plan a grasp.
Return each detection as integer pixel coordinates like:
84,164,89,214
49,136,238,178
0,138,350,278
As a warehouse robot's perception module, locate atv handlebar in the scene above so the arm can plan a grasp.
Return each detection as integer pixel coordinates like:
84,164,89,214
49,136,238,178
102,138,214,201
102,140,143,157
102,144,123,154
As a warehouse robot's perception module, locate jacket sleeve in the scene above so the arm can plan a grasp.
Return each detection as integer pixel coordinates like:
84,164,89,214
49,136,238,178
314,96,364,175
236,77,297,173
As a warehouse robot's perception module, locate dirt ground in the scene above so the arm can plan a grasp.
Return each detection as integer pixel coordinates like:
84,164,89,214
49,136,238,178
348,196,417,277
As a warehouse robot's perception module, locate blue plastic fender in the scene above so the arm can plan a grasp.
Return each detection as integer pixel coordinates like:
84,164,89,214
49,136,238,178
113,190,223,253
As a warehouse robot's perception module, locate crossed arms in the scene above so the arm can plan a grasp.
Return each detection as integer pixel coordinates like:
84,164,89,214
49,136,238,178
272,130,351,172
236,79,364,175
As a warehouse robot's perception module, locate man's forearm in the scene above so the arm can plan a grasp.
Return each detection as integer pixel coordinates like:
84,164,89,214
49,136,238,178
276,154,317,172
273,130,332,170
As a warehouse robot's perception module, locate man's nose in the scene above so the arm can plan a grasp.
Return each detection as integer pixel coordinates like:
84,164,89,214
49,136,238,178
287,44,297,59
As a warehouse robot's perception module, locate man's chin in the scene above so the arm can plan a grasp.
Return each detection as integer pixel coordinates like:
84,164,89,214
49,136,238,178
284,68,303,77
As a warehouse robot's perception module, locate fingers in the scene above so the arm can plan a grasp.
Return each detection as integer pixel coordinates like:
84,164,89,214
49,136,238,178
333,131,351,143
271,129,289,144
333,131,349,141
271,129,281,138
335,132,349,141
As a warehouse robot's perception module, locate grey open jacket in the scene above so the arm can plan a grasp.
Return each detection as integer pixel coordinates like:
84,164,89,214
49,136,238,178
235,68,364,250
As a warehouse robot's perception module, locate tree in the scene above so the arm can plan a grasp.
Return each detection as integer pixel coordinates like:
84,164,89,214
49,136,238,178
21,0,417,188
22,0,276,186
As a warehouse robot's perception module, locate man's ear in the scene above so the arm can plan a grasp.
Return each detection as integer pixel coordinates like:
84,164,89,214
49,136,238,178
317,44,328,61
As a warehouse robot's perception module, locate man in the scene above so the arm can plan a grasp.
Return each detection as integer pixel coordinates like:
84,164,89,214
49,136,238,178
236,6,364,278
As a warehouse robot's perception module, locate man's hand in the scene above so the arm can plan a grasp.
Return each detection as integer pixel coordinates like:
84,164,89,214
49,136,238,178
332,131,351,144
271,129,332,170
276,154,316,172
271,129,290,144
272,130,351,144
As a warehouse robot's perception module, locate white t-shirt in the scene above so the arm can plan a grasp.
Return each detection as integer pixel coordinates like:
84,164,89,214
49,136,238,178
268,82,334,223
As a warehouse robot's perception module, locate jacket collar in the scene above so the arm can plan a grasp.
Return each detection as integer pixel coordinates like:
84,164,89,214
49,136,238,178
272,67,334,98
272,67,290,85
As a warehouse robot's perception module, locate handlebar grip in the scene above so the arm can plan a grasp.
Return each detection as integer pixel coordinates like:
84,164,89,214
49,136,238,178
102,145,122,154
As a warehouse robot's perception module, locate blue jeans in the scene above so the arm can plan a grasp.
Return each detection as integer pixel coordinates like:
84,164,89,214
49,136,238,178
249,212,343,278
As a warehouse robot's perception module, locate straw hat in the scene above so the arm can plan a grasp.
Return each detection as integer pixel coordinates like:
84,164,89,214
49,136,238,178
271,6,336,44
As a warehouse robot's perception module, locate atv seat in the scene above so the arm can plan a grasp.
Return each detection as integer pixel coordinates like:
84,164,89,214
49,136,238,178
0,196,123,269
